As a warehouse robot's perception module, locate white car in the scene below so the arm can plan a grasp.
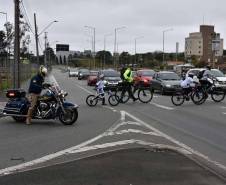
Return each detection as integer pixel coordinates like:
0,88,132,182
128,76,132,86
187,68,226,88
69,68,79,77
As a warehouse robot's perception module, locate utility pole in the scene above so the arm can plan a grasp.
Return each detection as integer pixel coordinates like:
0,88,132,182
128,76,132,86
44,32,48,66
34,13,39,65
14,0,20,88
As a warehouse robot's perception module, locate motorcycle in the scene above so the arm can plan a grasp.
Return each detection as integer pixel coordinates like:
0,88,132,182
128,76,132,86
1,84,78,125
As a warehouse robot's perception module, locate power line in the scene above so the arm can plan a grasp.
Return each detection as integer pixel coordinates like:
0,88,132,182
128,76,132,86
38,39,44,52
20,0,34,35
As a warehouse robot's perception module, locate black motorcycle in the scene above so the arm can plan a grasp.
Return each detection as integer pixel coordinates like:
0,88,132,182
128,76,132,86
1,84,78,125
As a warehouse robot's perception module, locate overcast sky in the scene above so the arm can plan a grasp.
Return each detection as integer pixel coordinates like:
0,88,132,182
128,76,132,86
0,0,226,54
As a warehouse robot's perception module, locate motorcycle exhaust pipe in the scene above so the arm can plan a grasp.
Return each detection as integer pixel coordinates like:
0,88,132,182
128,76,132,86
1,112,27,117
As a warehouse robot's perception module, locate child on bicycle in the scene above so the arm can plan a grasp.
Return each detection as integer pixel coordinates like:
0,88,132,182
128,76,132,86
96,74,107,105
180,72,197,100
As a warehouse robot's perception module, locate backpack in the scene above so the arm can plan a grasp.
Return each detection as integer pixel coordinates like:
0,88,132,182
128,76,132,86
197,70,205,79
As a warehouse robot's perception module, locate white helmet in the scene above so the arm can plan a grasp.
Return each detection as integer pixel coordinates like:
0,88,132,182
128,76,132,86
39,65,48,77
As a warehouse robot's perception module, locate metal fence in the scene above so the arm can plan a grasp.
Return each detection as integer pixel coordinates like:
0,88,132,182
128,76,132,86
0,57,38,93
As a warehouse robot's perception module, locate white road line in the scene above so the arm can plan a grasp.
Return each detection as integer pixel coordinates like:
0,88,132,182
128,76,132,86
150,102,174,110
0,130,107,176
75,84,93,94
68,139,192,155
123,111,226,171
107,129,161,137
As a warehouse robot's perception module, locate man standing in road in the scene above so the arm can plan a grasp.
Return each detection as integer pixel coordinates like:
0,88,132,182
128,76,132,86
26,66,47,125
120,65,137,102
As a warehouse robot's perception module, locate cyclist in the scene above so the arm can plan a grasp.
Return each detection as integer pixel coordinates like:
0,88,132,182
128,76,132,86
119,65,137,102
200,65,215,94
180,72,196,100
96,74,106,105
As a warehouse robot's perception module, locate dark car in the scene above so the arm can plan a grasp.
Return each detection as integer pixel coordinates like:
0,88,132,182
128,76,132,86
133,69,155,87
87,71,98,86
98,69,122,86
78,69,90,80
151,71,181,94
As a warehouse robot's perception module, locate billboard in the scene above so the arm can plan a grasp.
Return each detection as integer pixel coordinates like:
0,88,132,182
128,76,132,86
56,44,69,52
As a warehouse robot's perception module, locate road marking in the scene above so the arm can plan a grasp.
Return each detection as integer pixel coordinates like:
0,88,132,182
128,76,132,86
68,139,192,155
75,84,93,94
150,102,174,110
123,111,226,171
105,129,161,137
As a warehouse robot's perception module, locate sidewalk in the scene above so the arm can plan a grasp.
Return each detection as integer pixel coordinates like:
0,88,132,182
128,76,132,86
0,148,225,185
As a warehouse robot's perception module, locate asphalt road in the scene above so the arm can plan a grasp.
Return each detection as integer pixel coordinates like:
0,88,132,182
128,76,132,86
0,67,226,180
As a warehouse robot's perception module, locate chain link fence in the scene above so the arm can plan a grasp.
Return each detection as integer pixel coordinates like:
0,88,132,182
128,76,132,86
0,57,38,94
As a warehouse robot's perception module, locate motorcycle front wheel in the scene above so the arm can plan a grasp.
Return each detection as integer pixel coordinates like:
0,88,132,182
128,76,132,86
59,108,78,125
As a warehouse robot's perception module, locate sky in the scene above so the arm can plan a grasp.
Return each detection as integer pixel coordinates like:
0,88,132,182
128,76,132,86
0,0,226,55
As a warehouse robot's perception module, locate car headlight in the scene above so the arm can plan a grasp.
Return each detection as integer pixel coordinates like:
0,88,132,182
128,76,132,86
165,84,171,87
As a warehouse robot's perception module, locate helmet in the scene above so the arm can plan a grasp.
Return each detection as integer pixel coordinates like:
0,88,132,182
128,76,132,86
39,65,48,77
206,65,211,70
99,74,104,79
188,72,194,78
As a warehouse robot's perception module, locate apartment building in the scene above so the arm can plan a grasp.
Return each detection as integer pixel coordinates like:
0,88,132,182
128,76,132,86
185,25,223,65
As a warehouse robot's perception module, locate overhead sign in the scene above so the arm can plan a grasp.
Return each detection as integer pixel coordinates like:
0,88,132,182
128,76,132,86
56,44,69,52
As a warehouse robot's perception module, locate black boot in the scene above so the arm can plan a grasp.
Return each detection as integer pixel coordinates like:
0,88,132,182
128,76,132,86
102,97,107,105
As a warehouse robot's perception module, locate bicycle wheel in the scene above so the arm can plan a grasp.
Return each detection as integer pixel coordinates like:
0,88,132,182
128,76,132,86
171,92,185,106
86,95,98,107
191,88,205,105
108,94,120,106
138,88,153,103
116,91,130,103
211,88,225,102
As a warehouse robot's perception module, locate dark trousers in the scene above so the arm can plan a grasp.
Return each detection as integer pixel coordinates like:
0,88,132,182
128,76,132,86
121,82,136,100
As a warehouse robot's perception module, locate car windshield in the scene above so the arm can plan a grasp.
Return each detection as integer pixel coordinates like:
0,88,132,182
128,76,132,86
211,70,225,77
90,71,98,76
103,70,120,77
141,70,155,77
80,69,89,73
159,73,180,80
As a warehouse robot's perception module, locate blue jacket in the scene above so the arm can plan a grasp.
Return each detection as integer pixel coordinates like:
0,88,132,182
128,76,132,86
28,74,44,94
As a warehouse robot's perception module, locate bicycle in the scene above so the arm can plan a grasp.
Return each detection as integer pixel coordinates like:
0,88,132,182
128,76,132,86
171,83,205,106
193,77,226,105
86,88,120,107
116,81,154,104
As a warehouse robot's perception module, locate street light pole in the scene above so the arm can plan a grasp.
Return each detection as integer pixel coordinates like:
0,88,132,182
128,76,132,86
114,26,126,69
163,28,173,65
34,15,58,65
104,33,112,69
85,26,96,69
134,36,144,66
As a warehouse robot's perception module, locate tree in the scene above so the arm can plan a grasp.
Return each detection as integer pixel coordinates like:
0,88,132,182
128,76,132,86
0,31,7,56
96,50,113,65
119,52,131,65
